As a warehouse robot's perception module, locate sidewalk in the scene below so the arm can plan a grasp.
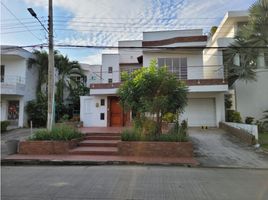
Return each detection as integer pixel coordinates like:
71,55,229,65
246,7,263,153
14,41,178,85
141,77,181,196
2,154,198,166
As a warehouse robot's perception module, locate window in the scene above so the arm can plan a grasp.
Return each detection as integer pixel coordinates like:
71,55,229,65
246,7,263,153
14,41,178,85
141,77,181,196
100,113,105,120
157,58,187,79
1,65,4,82
100,99,105,106
108,78,113,83
108,67,113,73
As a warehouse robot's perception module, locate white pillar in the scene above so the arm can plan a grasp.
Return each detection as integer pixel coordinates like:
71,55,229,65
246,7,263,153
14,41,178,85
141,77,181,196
18,97,24,127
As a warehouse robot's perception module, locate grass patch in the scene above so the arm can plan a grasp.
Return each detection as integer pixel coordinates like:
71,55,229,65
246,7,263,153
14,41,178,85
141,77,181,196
121,128,188,142
28,125,83,141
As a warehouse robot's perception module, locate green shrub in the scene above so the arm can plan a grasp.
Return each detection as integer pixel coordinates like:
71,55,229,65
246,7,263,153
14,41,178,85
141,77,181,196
121,127,188,142
28,125,83,141
26,99,47,127
162,113,176,123
181,120,188,130
1,121,10,132
226,110,242,123
245,116,254,124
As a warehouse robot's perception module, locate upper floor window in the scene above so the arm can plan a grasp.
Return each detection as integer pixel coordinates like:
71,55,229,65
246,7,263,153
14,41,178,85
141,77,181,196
108,67,113,73
158,58,187,80
108,78,113,83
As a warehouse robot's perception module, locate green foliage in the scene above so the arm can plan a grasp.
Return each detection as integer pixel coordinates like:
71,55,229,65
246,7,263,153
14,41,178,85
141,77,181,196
121,129,188,142
118,60,188,134
28,125,83,141
210,26,218,37
1,121,10,132
226,110,242,123
224,0,268,85
224,94,233,110
25,98,47,127
181,120,188,130
68,82,90,112
162,113,176,123
245,116,255,124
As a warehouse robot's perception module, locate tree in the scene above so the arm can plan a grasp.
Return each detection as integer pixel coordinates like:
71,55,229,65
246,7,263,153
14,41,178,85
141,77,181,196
55,54,83,103
224,0,268,85
68,82,90,113
118,60,188,134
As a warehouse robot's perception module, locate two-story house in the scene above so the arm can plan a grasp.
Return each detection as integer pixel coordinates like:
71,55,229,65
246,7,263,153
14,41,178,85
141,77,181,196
207,11,268,121
80,29,228,127
0,45,38,128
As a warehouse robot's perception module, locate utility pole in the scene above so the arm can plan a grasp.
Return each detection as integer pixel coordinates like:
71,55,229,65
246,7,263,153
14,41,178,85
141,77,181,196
47,0,55,131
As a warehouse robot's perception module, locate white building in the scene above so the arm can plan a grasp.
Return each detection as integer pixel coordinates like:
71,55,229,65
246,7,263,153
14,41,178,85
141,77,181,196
0,46,38,127
208,11,268,121
81,29,228,127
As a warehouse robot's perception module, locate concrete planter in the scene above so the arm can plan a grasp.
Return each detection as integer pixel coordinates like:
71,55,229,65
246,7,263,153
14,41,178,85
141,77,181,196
6,140,19,155
19,139,80,155
118,141,193,157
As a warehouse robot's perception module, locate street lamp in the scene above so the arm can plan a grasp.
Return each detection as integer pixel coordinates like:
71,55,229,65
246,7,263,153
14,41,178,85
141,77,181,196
27,8,49,33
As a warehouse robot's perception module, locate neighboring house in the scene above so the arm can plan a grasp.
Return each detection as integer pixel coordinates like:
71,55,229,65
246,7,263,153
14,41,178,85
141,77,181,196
207,11,268,121
0,45,38,127
80,29,228,127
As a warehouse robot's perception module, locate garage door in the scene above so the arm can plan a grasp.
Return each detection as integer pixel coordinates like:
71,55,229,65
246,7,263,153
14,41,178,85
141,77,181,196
182,98,216,127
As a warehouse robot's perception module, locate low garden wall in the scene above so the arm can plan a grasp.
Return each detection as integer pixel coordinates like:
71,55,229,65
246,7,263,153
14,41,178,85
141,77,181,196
118,141,193,157
219,122,257,145
19,139,79,155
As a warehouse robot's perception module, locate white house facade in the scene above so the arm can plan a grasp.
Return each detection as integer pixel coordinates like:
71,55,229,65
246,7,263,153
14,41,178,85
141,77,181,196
1,45,38,127
80,29,228,128
208,11,268,121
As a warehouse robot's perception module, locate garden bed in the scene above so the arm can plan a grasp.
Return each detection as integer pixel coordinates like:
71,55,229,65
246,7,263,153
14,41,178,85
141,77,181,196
19,139,80,155
118,141,193,157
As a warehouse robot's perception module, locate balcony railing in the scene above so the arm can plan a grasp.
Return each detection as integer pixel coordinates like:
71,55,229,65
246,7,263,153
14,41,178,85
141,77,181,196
1,75,26,84
1,75,26,95
119,65,226,80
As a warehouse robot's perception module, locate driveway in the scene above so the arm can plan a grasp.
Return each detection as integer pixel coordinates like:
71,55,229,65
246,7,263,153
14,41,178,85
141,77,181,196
189,128,268,168
1,128,36,158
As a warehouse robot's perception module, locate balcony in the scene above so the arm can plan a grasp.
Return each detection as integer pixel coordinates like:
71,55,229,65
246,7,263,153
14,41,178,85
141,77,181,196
89,65,228,95
1,75,26,96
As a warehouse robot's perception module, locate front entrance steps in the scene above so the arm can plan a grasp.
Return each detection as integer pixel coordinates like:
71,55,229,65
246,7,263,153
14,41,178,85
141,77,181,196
69,132,121,156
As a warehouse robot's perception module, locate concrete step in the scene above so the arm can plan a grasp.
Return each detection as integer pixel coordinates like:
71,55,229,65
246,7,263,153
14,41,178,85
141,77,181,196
85,136,121,140
69,147,118,156
79,140,120,147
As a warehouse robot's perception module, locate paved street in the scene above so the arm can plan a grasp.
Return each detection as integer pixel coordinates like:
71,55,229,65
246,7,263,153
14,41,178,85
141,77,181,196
189,128,268,168
1,165,268,200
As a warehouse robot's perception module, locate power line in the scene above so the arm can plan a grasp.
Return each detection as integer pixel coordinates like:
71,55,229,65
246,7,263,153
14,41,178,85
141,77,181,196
0,2,43,42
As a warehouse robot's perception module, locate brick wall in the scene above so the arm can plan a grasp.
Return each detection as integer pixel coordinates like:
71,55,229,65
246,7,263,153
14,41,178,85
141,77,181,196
118,141,193,157
219,122,256,145
19,140,79,155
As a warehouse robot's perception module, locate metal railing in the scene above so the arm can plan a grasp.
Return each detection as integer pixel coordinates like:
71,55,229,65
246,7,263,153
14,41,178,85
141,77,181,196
119,65,226,80
1,75,26,84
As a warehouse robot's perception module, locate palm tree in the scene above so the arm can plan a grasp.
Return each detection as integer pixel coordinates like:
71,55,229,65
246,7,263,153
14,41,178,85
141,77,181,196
55,55,83,103
224,0,268,85
28,50,48,94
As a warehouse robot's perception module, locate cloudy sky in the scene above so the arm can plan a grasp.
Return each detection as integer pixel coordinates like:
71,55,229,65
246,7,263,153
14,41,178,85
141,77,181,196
1,0,255,64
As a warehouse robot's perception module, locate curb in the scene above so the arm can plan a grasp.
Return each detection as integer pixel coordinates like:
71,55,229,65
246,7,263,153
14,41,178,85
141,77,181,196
1,159,198,167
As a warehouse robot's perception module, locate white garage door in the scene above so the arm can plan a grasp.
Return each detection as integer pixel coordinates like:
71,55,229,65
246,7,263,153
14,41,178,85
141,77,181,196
182,98,216,127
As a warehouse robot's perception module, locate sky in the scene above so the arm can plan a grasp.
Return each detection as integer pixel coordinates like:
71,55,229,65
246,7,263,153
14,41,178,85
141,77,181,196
1,0,256,64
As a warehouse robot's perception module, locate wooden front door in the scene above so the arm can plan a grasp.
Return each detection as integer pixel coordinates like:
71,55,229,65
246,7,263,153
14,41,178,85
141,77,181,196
110,97,123,127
